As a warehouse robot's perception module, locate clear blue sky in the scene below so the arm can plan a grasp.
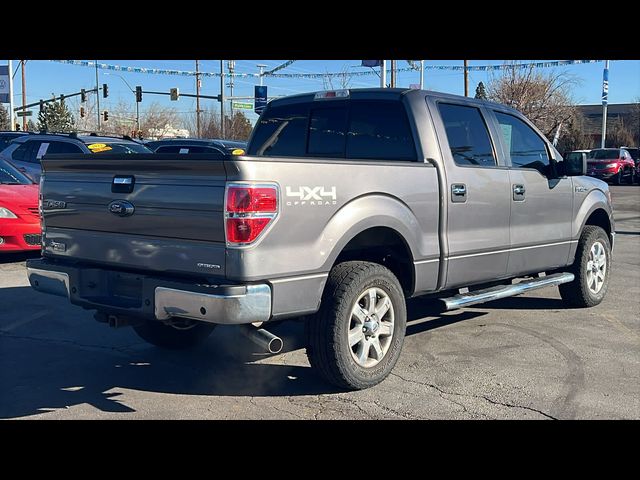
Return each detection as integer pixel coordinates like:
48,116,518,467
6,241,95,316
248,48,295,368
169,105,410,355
6,59,640,126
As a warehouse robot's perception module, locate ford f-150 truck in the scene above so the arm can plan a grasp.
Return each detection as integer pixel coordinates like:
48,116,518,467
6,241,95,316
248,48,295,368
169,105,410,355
27,88,614,390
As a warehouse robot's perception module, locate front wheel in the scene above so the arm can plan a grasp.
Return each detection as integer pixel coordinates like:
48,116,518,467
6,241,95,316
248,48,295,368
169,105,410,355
306,261,407,390
133,319,216,349
559,225,611,307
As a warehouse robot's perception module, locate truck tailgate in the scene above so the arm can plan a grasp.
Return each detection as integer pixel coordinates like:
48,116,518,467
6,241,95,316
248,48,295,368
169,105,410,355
40,154,228,277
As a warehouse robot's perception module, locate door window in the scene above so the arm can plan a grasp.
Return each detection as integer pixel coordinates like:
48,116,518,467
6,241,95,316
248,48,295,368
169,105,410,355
495,112,550,174
438,103,496,167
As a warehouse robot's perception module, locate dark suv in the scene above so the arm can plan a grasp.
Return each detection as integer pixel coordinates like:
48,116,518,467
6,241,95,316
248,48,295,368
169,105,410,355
0,131,30,152
145,138,247,155
0,133,152,181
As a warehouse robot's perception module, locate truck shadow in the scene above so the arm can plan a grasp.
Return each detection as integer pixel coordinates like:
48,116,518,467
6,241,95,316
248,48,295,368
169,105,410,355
0,286,484,418
0,251,40,265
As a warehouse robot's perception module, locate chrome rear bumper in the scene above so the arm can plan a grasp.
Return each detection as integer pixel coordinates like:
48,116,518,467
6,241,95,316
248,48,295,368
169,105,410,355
27,260,271,325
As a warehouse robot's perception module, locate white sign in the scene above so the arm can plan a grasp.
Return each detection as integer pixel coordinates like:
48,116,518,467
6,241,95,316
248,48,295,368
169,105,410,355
36,143,50,160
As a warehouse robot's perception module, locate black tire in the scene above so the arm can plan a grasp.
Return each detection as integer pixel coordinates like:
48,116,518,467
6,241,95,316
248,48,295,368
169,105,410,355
306,261,407,390
614,169,623,185
133,319,215,350
559,225,611,307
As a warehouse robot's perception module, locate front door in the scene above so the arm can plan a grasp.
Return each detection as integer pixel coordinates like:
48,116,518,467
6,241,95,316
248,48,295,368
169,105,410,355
491,111,573,275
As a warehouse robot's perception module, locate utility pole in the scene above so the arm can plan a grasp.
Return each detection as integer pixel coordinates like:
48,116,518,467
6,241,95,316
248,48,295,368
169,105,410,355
220,60,225,138
464,60,469,97
601,60,610,148
257,64,267,86
419,60,424,90
228,60,235,118
21,60,27,131
195,60,201,138
8,60,15,131
390,60,396,88
95,60,101,131
381,60,386,88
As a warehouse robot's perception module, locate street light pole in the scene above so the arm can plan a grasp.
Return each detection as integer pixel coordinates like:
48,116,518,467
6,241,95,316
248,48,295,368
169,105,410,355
464,60,469,97
21,60,27,131
8,60,15,131
257,64,267,87
95,60,101,131
381,60,386,88
419,60,424,90
220,60,225,138
195,60,201,138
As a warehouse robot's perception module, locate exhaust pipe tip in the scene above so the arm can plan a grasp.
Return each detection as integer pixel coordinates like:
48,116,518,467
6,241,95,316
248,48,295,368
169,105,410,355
241,325,283,354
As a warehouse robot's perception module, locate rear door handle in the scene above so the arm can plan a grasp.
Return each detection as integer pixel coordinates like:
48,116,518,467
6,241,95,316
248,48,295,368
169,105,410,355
451,184,467,203
513,184,526,201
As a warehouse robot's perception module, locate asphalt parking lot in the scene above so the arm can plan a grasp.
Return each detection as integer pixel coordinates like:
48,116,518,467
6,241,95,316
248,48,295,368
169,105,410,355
1,186,638,420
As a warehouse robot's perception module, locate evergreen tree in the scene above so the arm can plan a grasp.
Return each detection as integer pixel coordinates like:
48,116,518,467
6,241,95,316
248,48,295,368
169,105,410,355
0,103,10,130
27,119,37,132
37,99,75,133
475,81,487,100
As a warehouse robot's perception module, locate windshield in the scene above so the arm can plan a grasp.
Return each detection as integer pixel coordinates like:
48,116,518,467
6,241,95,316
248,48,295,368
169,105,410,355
0,135,23,152
86,142,152,154
588,149,620,160
0,160,33,185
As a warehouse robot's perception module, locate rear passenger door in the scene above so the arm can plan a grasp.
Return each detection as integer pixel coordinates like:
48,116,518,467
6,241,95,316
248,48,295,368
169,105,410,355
432,101,512,288
490,110,573,275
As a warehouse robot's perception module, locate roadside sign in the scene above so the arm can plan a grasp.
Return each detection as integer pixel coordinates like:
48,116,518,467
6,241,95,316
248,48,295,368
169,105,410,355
254,85,267,115
232,102,253,110
16,110,33,117
0,65,9,103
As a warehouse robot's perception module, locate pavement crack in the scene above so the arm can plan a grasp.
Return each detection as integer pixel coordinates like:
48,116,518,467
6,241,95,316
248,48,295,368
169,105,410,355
391,372,557,420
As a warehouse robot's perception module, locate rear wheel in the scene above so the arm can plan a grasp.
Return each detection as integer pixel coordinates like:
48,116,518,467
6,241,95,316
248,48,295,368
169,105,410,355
559,225,610,307
133,319,215,349
306,261,407,390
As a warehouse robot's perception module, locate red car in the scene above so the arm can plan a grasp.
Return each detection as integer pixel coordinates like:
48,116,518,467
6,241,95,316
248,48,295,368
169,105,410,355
0,159,41,252
586,148,636,185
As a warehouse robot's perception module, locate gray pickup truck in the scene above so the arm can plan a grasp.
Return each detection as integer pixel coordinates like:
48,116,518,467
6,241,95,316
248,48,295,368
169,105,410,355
27,88,614,390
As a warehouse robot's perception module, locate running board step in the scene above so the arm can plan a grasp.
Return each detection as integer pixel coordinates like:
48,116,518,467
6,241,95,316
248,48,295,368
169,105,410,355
441,272,575,311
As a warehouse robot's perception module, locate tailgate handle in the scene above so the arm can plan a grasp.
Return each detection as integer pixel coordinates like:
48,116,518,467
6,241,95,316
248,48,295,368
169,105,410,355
112,175,135,193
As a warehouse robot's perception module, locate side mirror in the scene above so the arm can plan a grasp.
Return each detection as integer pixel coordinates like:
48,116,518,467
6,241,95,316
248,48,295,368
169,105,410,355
564,154,587,176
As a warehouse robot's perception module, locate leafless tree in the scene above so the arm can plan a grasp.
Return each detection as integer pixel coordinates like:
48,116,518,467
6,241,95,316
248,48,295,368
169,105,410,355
606,118,635,148
323,65,352,90
183,106,253,140
487,62,580,140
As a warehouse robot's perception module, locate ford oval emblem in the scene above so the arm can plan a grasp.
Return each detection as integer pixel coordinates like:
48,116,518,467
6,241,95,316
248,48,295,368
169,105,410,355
108,200,135,217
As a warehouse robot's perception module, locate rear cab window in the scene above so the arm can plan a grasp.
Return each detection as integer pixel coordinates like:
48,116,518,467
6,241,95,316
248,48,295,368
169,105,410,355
438,103,496,167
248,99,417,161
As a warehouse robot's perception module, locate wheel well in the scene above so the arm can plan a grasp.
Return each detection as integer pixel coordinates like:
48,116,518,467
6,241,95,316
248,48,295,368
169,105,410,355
334,227,414,295
584,209,612,243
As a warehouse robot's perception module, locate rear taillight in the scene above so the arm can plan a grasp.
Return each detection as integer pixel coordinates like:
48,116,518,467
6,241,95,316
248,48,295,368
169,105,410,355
225,183,278,245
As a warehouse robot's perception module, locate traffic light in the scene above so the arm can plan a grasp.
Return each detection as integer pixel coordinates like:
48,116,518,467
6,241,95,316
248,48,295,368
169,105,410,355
102,83,109,98
170,87,179,101
81,89,87,102
135,86,142,103
80,107,85,118
103,111,108,122
39,100,44,112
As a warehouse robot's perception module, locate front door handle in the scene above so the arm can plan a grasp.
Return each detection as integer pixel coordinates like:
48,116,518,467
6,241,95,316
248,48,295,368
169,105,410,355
451,183,467,203
513,184,526,201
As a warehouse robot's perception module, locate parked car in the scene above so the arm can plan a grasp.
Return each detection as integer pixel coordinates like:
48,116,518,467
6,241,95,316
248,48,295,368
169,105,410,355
0,131,31,152
145,138,247,155
27,88,613,390
621,146,639,183
0,133,152,181
0,159,40,252
586,148,635,184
